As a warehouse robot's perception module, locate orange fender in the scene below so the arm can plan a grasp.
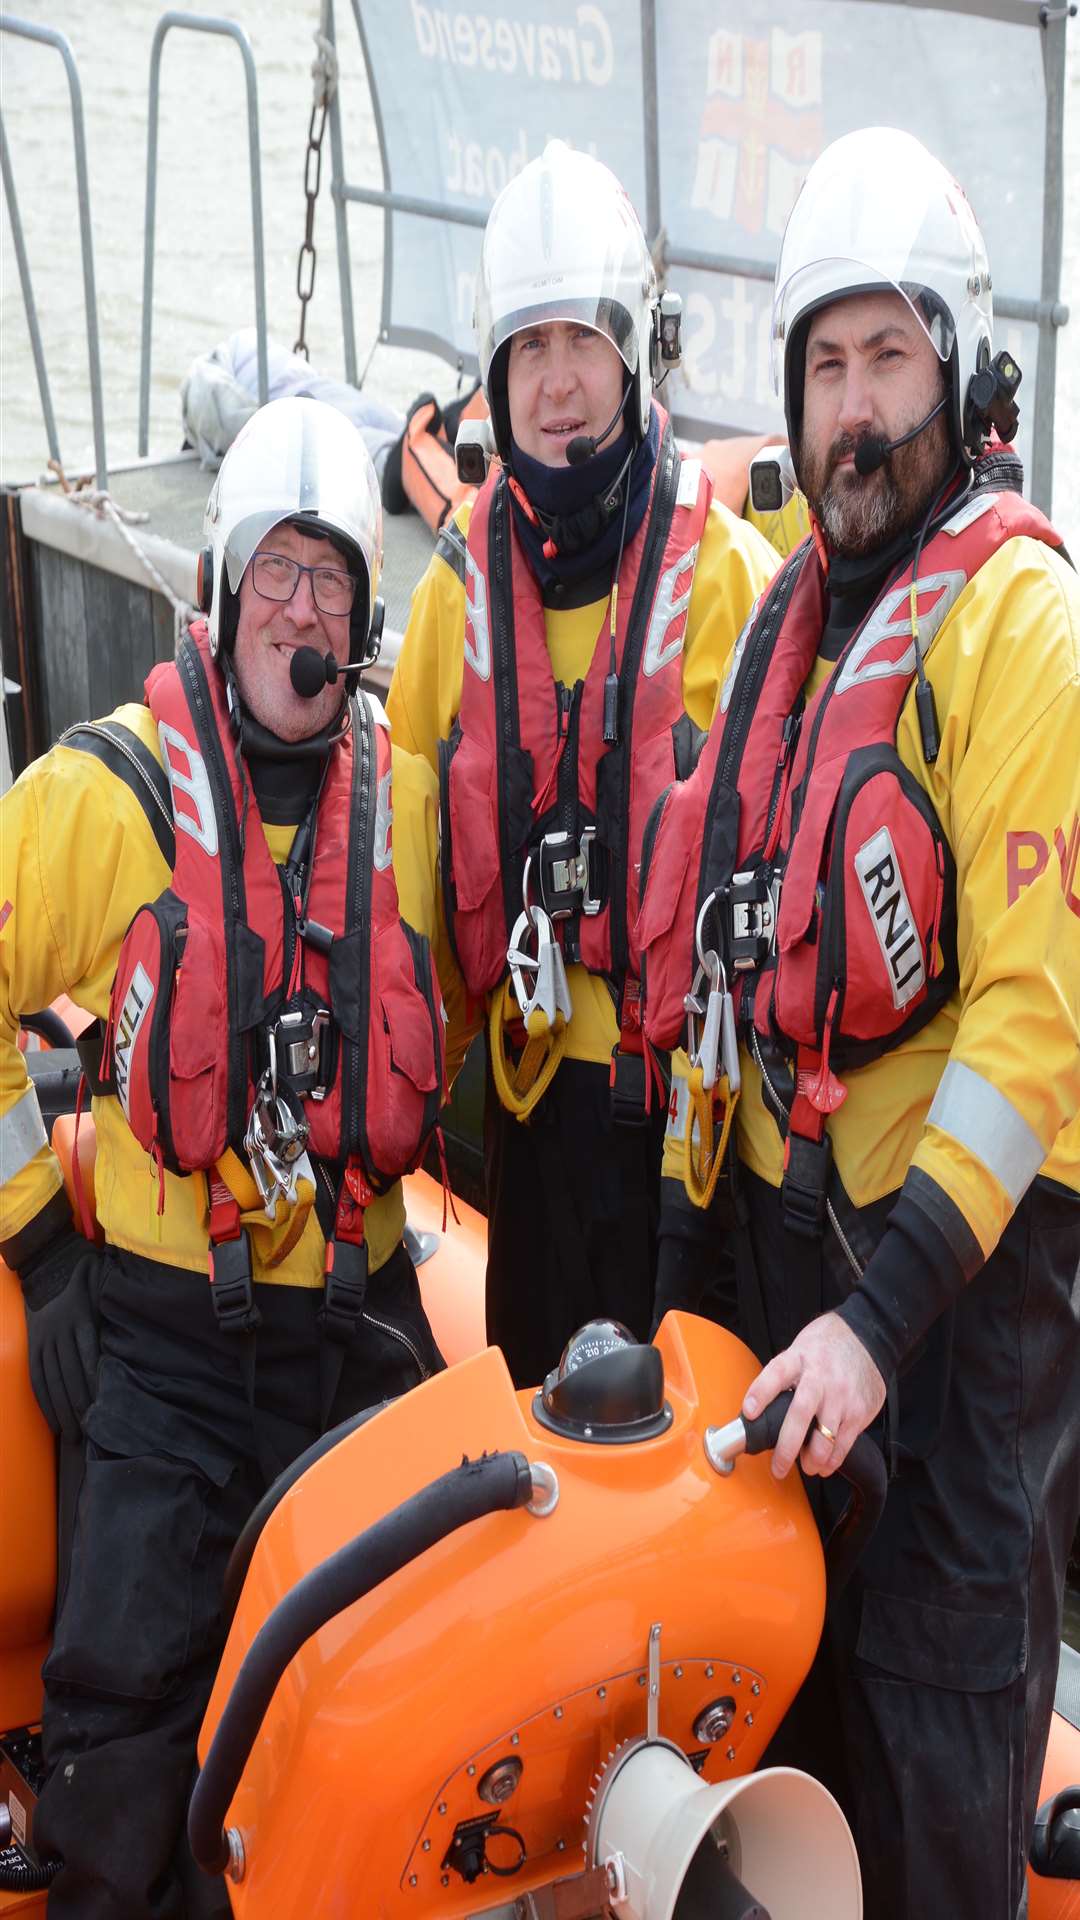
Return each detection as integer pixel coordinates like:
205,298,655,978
402,398,476,535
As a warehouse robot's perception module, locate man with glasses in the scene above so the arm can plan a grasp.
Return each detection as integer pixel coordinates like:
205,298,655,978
0,396,469,1917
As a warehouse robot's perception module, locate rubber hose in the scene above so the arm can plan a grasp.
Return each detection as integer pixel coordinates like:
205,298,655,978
220,1400,388,1628
0,1854,62,1892
188,1448,535,1875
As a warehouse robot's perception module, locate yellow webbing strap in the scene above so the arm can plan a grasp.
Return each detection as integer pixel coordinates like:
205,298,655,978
683,1064,740,1210
487,978,568,1123
211,1149,316,1268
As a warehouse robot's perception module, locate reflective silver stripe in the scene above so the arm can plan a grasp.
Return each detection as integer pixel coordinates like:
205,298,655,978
1,1084,49,1185
927,1061,1046,1205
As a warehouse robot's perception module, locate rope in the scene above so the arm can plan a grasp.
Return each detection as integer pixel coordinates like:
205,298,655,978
46,460,195,648
312,0,339,107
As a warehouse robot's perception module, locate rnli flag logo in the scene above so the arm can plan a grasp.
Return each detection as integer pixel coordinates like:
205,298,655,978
690,28,823,238
854,828,926,1010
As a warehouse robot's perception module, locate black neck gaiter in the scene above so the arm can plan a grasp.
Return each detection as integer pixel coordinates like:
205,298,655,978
507,405,661,595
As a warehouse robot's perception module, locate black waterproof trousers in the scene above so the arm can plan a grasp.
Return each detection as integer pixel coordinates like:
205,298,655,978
739,1166,1080,1920
33,1241,442,1920
483,1053,667,1387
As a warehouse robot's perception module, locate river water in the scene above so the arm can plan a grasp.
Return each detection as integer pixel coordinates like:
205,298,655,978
1,0,1078,553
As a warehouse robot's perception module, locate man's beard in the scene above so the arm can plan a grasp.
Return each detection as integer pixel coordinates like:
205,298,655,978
798,402,953,559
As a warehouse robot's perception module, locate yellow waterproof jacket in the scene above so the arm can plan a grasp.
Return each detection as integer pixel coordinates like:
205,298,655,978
663,531,1080,1253
0,700,472,1284
388,489,779,1067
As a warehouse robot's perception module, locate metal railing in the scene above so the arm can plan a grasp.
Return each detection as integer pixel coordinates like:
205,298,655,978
0,15,107,489
137,11,267,456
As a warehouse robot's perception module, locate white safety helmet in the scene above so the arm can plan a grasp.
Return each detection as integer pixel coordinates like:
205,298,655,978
474,140,660,459
199,395,384,665
771,128,995,470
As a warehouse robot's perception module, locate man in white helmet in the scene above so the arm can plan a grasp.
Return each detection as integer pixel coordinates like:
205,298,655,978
638,127,1080,1916
0,396,469,1916
388,140,778,1387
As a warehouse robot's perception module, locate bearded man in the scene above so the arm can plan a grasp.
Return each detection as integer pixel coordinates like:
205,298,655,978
637,127,1080,1919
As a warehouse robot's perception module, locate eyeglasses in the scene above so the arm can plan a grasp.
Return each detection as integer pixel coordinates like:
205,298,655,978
250,551,357,617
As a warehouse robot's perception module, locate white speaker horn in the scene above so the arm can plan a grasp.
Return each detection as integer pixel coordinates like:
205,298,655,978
589,1739,862,1920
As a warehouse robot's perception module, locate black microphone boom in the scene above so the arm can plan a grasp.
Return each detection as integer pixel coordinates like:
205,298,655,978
289,647,340,699
565,391,628,467
852,395,948,477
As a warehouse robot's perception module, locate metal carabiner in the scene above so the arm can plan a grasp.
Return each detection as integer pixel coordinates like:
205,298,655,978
694,890,723,976
507,904,571,1030
684,947,736,1094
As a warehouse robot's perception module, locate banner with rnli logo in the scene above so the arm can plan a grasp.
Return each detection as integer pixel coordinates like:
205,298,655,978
347,0,1049,481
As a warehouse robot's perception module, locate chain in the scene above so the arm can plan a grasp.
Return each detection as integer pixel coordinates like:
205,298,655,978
293,18,338,360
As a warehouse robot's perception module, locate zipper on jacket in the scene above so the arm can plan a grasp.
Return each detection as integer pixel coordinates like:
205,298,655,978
492,483,525,940
361,1309,431,1381
763,703,803,860
61,722,176,836
344,695,376,1174
315,1163,430,1378
608,425,680,978
695,547,812,982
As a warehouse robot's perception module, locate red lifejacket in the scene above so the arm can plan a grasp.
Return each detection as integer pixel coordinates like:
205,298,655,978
107,624,445,1195
441,413,712,1020
639,483,1063,1150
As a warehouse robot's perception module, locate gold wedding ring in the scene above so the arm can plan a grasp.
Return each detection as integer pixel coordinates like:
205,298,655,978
816,1420,837,1444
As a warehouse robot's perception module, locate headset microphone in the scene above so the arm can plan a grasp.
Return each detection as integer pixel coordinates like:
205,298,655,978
852,395,948,477
565,391,628,467
289,647,340,699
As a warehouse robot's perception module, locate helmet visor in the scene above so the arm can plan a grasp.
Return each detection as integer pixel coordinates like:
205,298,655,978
206,397,382,606
486,295,639,377
770,130,989,395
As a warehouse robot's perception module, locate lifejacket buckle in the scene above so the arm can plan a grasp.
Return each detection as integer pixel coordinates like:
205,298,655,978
536,828,601,920
208,1229,261,1335
781,1129,834,1240
729,868,781,972
319,1236,370,1345
266,1007,332,1101
507,905,573,1034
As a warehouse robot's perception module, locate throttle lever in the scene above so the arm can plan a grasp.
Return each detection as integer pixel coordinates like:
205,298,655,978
704,1387,887,1600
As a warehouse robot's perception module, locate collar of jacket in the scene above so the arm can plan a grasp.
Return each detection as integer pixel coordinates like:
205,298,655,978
507,405,660,591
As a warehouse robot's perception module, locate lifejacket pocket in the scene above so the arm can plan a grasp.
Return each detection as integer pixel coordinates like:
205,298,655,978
635,780,699,1049
445,720,535,993
167,909,230,1169
108,892,185,1162
366,921,445,1180
773,744,956,1064
108,892,234,1175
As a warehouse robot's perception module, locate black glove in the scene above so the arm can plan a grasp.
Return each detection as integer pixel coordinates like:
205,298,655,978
19,1229,102,1442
